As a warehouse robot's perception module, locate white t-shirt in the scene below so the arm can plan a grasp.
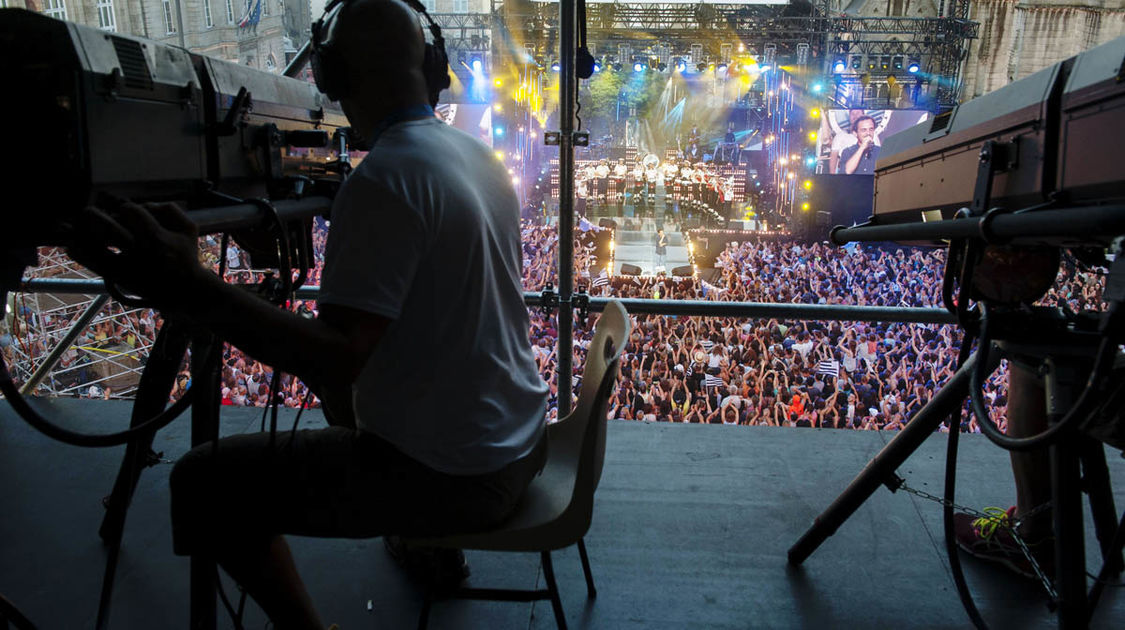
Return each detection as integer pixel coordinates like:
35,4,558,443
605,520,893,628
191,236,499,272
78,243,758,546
319,117,548,475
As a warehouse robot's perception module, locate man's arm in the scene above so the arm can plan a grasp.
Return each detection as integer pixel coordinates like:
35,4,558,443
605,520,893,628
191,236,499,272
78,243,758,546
67,203,386,420
842,144,865,175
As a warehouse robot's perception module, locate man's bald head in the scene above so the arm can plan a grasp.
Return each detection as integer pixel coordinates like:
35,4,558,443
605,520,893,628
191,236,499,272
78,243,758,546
325,0,426,88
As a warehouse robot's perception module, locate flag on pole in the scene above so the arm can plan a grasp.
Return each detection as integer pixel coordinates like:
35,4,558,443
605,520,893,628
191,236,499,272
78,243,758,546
592,269,609,288
238,0,261,28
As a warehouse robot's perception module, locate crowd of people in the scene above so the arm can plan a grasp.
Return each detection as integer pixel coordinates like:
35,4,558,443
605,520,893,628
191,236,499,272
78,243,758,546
525,225,1106,431
4,221,1107,433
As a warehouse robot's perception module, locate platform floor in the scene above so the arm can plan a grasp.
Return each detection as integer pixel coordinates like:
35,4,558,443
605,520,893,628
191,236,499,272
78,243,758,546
2,399,1124,629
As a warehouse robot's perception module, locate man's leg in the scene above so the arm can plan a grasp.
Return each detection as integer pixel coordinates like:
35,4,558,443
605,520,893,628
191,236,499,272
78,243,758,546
1008,361,1052,538
214,535,323,630
954,360,1053,579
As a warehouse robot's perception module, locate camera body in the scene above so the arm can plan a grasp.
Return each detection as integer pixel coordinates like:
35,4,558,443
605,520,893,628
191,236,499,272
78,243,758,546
0,8,348,250
871,35,1125,239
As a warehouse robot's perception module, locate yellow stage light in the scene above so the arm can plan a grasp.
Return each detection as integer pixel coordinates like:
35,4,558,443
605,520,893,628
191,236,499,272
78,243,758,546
808,131,818,142
494,78,503,87
803,179,812,190
493,104,502,113
495,151,503,160
810,108,821,118
801,202,811,211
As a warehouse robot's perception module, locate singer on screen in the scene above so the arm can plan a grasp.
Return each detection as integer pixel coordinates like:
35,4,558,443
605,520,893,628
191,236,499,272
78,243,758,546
838,115,880,175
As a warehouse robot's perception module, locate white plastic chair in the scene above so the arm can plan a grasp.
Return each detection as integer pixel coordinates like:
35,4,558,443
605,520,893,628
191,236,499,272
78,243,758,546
408,300,630,630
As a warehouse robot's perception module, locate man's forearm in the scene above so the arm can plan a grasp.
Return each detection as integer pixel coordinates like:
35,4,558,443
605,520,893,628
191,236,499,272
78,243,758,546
181,272,354,388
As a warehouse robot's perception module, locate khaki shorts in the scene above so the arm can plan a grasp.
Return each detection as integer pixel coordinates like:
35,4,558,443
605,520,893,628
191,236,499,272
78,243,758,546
170,427,546,555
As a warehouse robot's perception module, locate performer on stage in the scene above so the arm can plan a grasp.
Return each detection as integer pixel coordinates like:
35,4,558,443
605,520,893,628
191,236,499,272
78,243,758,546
595,159,610,213
654,227,668,271
612,160,627,217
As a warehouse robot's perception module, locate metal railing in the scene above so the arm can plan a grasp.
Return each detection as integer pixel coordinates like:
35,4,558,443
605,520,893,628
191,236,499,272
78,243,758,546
10,278,955,400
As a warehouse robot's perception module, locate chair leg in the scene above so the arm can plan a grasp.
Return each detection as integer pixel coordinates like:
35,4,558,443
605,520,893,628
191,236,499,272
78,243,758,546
540,551,568,630
577,538,597,599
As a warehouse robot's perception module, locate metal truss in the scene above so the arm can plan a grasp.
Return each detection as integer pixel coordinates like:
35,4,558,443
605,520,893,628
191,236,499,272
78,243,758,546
431,12,493,79
509,2,977,106
4,250,157,398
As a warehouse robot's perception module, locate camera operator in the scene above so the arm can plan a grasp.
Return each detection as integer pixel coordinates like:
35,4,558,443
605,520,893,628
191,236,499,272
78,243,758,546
67,1,548,627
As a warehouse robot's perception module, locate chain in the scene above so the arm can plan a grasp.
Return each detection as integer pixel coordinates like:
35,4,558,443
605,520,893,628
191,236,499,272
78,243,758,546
894,477,1058,599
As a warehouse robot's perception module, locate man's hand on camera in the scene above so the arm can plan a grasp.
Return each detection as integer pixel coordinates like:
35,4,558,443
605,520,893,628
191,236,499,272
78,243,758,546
67,202,206,312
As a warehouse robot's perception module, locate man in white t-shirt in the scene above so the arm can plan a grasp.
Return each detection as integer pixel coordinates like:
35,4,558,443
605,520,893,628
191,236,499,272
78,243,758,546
67,1,547,626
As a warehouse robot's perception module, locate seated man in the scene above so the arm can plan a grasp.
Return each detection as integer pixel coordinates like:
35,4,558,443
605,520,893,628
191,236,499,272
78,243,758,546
67,1,548,627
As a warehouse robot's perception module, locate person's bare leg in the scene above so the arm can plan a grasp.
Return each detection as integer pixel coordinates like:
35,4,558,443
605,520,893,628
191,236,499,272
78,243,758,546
216,535,324,630
1007,361,1052,540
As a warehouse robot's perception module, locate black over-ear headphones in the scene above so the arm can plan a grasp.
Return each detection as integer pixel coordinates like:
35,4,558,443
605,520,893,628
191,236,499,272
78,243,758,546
310,0,451,107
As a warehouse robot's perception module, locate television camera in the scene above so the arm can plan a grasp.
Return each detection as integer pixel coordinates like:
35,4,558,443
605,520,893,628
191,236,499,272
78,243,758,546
0,8,350,284
800,35,1125,628
0,11,357,627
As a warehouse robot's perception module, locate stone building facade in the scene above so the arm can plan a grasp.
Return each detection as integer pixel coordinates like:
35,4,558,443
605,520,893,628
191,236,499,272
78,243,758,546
9,0,288,71
848,0,1125,100
961,0,1125,98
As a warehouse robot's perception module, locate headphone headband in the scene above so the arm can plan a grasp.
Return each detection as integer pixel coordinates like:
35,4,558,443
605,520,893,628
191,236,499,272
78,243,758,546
310,0,450,107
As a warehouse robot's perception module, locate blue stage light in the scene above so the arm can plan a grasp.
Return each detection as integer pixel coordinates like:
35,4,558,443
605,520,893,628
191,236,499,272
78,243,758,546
675,61,686,73
593,63,602,73
494,127,504,137
908,61,921,73
805,156,816,167
717,63,728,73
471,59,482,73
832,59,846,73
811,82,824,93
634,62,645,72
551,62,561,72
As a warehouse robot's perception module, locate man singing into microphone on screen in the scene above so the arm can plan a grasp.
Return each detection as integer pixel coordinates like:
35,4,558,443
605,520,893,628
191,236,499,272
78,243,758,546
837,115,880,175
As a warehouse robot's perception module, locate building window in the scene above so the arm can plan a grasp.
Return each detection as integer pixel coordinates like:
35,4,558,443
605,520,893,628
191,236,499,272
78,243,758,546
452,0,467,12
96,0,117,31
43,0,68,20
421,0,436,12
203,0,214,27
226,0,235,23
162,0,177,33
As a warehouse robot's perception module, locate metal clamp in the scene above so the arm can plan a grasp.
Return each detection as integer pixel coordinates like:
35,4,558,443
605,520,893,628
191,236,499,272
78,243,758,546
573,287,590,320
539,284,559,313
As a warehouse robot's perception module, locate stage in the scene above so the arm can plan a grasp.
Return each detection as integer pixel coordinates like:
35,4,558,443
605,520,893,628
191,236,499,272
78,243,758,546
3,399,1124,628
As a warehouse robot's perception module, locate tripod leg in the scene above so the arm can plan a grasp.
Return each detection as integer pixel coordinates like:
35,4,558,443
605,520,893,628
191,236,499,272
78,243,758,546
788,355,977,565
1080,437,1122,575
98,323,193,543
1051,436,1088,629
94,323,192,630
189,335,224,630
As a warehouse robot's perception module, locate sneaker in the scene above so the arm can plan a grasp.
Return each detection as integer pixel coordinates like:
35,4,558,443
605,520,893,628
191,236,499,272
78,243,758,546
383,536,470,596
954,506,1055,580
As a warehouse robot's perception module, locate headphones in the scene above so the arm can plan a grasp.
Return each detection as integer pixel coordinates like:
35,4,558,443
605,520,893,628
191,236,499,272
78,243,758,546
310,0,451,107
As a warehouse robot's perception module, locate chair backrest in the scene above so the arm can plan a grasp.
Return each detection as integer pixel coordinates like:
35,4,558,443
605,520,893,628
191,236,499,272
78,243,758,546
545,300,629,536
